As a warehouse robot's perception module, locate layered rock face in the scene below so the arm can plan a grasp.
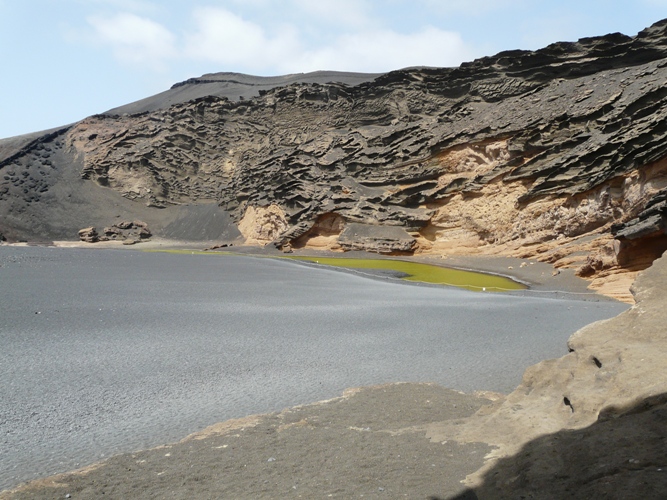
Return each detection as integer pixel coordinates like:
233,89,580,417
3,21,667,299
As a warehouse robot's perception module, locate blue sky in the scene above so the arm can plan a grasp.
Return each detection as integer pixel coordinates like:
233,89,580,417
1,0,666,139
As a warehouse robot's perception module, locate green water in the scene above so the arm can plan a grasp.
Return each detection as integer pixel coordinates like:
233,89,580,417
144,249,227,255
143,249,525,292
287,256,526,292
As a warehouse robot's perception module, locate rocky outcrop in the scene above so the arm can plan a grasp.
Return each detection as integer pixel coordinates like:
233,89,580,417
4,21,667,298
78,221,151,244
426,250,667,497
338,223,416,254
78,227,99,243
105,71,382,116
237,204,288,245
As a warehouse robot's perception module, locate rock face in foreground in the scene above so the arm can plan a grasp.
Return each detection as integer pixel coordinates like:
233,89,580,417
427,250,667,498
4,21,667,298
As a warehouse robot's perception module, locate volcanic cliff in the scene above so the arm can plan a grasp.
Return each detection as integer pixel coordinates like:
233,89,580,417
4,22,667,300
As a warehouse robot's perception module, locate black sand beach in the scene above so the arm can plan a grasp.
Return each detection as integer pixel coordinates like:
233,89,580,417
0,245,627,495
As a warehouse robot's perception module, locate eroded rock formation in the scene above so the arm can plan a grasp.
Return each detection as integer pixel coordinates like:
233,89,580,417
3,21,667,299
427,249,667,498
78,220,151,244
77,226,99,243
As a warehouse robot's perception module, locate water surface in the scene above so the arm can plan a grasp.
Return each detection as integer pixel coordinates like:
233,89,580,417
287,256,526,291
0,246,628,489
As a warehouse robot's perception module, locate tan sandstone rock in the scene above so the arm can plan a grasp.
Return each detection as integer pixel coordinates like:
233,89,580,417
426,250,667,496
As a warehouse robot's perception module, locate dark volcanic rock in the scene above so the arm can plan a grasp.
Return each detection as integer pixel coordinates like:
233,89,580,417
105,71,383,116
612,189,667,240
4,20,667,295
338,223,416,254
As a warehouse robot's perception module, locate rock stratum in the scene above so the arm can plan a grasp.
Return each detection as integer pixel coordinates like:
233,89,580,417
4,22,667,300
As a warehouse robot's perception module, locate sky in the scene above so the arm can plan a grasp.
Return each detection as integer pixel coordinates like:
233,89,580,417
1,1,667,139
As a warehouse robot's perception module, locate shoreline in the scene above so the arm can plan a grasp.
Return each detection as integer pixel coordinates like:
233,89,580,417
27,237,615,302
0,242,635,498
0,243,632,498
0,383,493,499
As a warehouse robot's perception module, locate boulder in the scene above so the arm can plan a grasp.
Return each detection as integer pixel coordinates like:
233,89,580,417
78,227,99,243
338,223,416,254
102,226,123,239
77,222,151,244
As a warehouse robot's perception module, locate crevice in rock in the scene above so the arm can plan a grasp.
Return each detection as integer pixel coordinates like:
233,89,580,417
564,397,574,412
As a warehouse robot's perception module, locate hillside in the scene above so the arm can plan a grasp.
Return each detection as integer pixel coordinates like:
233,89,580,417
3,22,667,300
3,18,667,499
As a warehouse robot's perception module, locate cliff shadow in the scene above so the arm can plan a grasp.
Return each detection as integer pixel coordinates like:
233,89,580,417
448,393,667,500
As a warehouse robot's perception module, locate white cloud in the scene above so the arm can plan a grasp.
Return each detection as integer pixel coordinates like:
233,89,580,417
286,27,474,73
183,7,301,72
412,0,525,15
88,12,176,68
81,0,159,13
183,7,472,74
227,0,275,7
289,0,373,28
84,5,475,75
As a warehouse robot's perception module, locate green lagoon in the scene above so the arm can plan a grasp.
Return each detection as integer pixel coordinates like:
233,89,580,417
287,256,526,292
144,250,525,292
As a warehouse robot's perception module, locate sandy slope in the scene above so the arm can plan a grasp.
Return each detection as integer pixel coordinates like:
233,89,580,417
105,71,383,116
